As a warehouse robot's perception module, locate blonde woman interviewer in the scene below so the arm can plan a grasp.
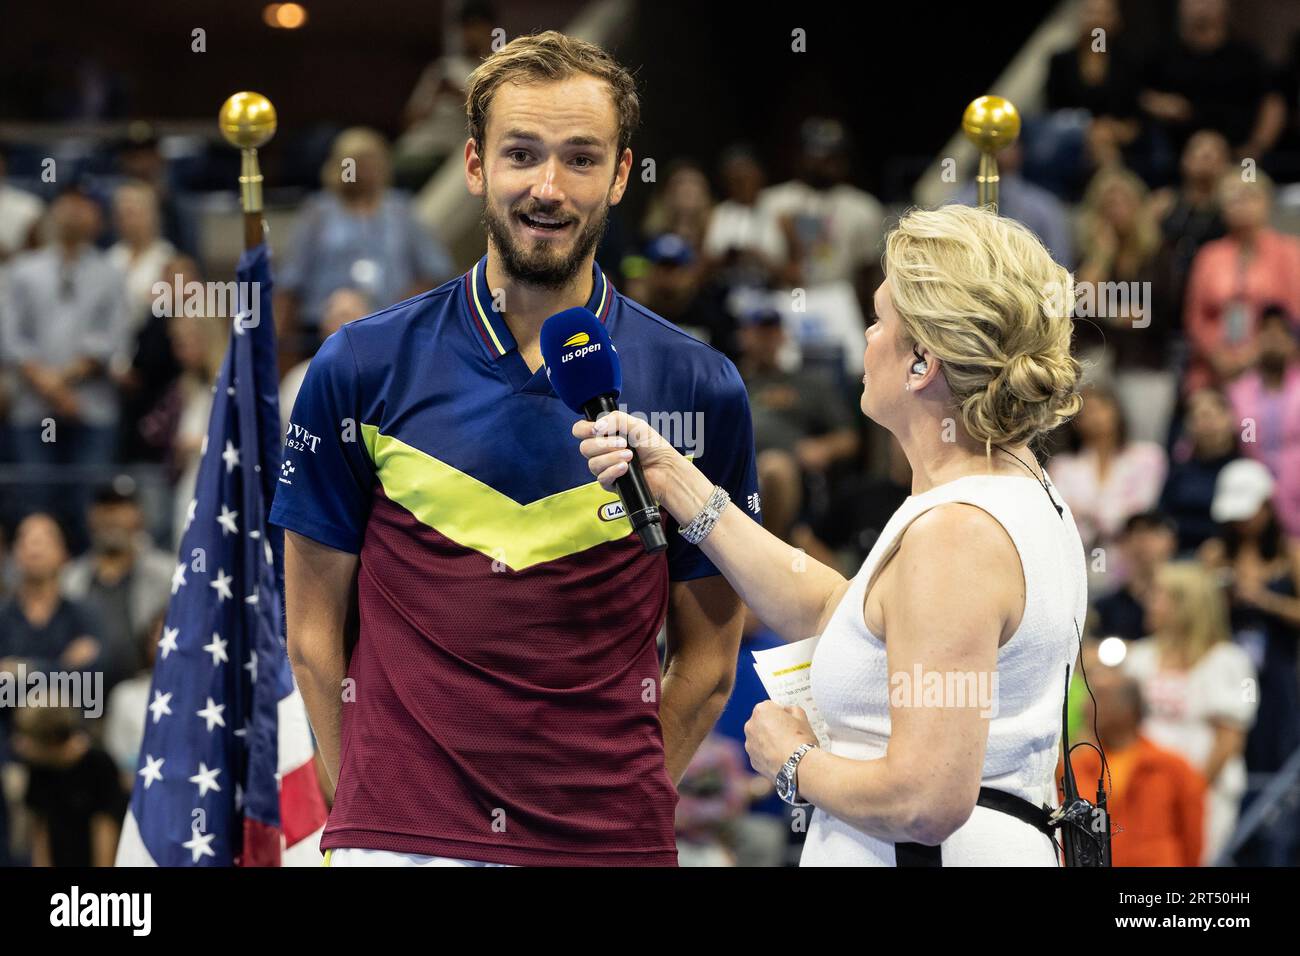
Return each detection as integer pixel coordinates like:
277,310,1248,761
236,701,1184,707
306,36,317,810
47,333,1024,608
573,204,1088,866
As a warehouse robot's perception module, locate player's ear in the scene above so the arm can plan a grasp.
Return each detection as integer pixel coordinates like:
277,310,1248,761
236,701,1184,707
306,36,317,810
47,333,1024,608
608,147,632,206
464,137,485,198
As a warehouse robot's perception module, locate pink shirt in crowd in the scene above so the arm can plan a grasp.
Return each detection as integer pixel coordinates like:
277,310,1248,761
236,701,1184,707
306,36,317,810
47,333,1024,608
1227,365,1300,538
1183,229,1300,394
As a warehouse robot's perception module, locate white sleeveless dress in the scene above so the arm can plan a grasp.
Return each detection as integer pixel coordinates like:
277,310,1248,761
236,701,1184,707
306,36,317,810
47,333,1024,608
800,472,1088,866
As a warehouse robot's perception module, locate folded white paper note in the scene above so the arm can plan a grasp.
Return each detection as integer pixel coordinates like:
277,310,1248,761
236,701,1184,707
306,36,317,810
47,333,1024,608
751,636,830,747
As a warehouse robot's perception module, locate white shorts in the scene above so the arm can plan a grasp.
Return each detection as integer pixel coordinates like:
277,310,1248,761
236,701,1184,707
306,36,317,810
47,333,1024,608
324,847,512,867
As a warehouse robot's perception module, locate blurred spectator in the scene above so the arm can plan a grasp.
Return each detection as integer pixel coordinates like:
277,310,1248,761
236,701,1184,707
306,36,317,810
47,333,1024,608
1200,458,1300,864
158,302,229,549
1124,560,1257,864
116,124,199,259
107,180,175,333
1270,29,1300,182
820,433,911,569
1,187,129,519
13,706,125,867
1049,385,1166,594
712,605,797,867
1043,0,1141,183
759,119,882,378
1074,167,1167,440
702,145,789,289
0,150,44,262
61,480,172,697
276,128,451,354
674,732,751,867
1225,304,1300,539
1075,167,1161,332
630,234,731,351
123,253,195,464
1184,172,1300,394
0,514,102,677
280,287,372,432
1147,130,1229,353
642,159,714,252
394,1,497,189
955,142,1074,268
739,306,858,475
1159,386,1240,552
761,119,883,287
104,612,163,789
1063,664,1206,866
1092,511,1178,641
1138,0,1285,180
0,512,103,862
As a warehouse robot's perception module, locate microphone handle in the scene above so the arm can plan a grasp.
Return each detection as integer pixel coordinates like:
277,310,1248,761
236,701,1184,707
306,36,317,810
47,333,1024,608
584,394,668,554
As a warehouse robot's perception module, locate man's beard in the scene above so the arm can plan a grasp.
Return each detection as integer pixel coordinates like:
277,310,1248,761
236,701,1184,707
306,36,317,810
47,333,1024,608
482,193,609,290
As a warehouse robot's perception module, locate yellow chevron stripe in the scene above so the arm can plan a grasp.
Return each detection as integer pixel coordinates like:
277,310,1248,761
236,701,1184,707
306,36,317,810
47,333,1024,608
361,424,633,570
469,260,507,356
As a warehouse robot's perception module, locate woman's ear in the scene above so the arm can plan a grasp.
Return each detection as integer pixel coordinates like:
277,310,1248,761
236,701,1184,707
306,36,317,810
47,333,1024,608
907,345,942,392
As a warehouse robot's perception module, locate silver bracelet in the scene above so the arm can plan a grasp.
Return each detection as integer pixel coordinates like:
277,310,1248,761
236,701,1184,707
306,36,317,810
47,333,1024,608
678,484,730,545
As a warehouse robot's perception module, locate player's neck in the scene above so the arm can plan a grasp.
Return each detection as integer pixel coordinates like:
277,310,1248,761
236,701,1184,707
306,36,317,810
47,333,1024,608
484,248,596,352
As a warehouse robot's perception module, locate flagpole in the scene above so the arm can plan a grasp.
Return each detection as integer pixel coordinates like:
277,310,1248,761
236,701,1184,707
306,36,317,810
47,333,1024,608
218,91,277,249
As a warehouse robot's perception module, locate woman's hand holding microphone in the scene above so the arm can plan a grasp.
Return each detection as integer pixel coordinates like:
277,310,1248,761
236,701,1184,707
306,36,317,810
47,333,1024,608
571,409,711,523
571,410,821,787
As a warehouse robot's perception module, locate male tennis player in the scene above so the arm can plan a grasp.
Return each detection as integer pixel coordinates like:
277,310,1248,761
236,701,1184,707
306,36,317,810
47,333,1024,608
270,31,760,866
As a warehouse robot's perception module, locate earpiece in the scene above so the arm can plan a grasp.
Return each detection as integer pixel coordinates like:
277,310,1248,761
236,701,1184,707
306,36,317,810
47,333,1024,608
910,346,927,376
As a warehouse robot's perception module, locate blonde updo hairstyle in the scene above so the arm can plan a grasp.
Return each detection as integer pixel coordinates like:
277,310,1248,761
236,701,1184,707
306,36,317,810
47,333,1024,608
883,204,1082,452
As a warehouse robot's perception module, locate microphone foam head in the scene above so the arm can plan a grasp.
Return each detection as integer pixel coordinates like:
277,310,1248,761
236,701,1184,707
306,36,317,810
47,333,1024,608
540,307,621,414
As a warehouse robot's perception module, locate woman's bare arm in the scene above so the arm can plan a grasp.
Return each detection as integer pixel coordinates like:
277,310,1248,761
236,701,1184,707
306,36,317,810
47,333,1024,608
790,505,1022,843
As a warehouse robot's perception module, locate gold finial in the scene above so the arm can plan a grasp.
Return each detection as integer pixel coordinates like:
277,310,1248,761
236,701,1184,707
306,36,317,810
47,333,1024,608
961,96,1020,211
219,93,276,228
961,95,1020,153
219,91,277,150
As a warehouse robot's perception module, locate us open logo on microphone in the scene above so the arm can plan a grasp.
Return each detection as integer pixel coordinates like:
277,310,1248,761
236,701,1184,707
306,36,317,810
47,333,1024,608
560,331,602,362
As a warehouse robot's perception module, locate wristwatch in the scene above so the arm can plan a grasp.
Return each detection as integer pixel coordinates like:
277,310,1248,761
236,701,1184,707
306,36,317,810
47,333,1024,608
774,742,818,807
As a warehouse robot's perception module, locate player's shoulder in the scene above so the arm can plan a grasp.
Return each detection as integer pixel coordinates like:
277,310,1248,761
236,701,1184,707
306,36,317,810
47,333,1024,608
334,275,463,352
614,293,732,368
615,294,747,398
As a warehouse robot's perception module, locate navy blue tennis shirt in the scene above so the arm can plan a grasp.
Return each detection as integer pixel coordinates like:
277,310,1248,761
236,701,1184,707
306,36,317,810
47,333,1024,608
268,254,761,865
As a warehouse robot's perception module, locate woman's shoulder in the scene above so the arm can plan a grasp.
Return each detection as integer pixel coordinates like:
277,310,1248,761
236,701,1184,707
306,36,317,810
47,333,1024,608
900,498,1021,571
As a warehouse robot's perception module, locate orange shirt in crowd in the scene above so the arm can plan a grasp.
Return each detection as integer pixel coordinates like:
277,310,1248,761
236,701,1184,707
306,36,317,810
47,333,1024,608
1057,735,1206,867
1183,228,1300,394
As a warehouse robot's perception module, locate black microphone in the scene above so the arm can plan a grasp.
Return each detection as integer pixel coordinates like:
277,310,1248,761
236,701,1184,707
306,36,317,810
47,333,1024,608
540,307,668,554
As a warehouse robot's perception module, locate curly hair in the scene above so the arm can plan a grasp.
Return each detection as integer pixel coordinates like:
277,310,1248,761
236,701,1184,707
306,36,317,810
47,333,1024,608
884,203,1083,450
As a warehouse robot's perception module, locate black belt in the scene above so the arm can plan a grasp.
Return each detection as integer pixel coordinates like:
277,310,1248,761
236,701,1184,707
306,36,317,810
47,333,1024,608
894,787,1056,867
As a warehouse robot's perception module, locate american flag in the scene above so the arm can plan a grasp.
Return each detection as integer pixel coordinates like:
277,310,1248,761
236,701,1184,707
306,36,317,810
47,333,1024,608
115,243,327,866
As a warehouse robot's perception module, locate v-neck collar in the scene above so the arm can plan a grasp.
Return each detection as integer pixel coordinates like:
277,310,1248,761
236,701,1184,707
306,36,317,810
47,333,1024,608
460,254,615,393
